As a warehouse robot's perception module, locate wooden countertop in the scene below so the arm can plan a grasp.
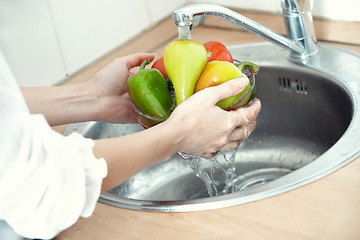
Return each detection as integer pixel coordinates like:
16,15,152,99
56,11,360,240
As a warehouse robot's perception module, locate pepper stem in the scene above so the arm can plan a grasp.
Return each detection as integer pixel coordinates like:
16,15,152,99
237,61,260,74
139,59,150,71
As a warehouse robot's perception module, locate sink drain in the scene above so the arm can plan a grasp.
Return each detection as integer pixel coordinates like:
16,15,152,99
234,168,292,191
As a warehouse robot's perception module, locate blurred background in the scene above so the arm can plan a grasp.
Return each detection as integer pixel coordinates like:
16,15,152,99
0,0,358,87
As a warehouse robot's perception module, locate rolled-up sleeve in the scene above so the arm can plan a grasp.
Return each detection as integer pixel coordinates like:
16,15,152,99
0,52,107,239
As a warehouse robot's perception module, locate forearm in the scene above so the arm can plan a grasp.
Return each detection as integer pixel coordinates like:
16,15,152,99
93,122,182,192
21,83,99,126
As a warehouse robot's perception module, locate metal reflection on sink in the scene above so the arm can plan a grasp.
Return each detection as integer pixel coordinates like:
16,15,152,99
64,42,360,212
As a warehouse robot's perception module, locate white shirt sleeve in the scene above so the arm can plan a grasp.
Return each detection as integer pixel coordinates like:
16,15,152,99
0,51,107,239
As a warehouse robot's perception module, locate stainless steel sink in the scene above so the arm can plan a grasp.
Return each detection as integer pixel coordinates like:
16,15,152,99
64,42,360,212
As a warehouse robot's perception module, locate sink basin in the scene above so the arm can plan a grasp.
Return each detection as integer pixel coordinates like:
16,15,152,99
64,42,360,212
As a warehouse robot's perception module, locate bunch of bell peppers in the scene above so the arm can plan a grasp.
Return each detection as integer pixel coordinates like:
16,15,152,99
127,40,259,128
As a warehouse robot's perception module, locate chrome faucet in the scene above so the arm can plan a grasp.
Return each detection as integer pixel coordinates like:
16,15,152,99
172,0,319,61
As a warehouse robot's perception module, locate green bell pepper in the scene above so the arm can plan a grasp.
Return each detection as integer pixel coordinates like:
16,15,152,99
127,59,175,127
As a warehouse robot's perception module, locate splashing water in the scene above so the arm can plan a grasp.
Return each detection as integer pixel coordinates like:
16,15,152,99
182,148,238,197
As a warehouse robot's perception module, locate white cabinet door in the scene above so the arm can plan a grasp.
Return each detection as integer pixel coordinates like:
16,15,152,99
48,0,150,75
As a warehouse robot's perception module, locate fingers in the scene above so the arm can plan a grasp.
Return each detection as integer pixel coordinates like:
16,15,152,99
230,98,261,128
119,53,156,69
217,100,260,152
176,98,261,158
218,120,256,152
230,121,257,141
197,119,257,157
199,152,217,159
219,141,241,152
209,100,260,155
206,77,249,104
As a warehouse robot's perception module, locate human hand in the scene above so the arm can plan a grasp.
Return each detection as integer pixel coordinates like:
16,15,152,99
166,77,261,158
88,53,155,123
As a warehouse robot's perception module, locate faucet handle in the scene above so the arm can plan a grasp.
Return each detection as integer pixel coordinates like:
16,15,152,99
281,0,313,13
281,0,318,58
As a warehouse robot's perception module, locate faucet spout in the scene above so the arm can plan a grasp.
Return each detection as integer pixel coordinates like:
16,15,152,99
172,2,318,60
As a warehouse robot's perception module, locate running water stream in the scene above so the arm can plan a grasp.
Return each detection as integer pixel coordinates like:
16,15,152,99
180,149,238,197
178,25,192,40
176,25,239,197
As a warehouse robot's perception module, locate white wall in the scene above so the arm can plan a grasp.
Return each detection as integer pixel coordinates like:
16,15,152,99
48,0,150,75
0,0,358,86
0,0,187,86
312,0,360,22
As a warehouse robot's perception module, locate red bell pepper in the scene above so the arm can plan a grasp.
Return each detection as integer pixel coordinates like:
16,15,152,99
204,41,233,63
151,57,168,79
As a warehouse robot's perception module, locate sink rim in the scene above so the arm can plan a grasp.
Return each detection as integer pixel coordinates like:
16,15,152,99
66,42,360,212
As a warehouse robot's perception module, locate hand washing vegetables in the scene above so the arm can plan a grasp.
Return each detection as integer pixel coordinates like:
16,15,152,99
128,39,259,128
127,59,174,126
164,40,207,105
